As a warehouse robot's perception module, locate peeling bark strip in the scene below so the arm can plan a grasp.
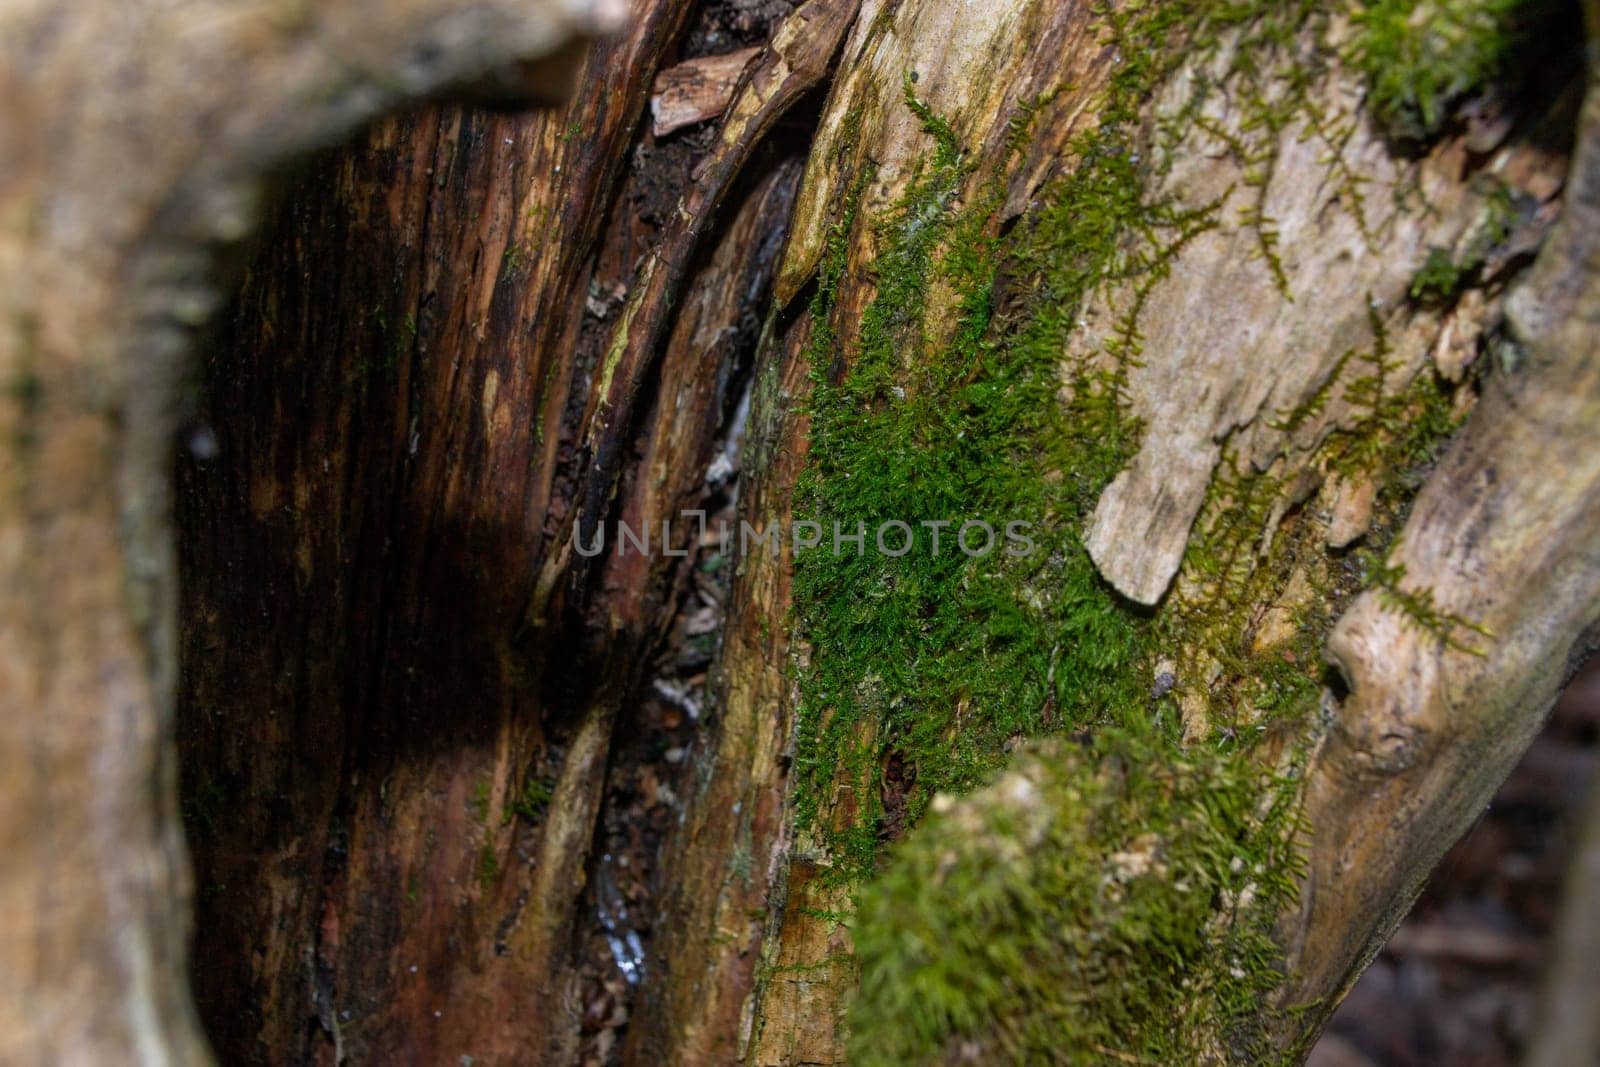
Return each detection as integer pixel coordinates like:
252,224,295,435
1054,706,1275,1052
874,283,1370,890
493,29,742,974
652,46,763,136
532,0,860,629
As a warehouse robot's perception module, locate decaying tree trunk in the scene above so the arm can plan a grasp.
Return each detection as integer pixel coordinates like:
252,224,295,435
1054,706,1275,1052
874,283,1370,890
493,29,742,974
4,0,1599,1064
0,1,624,1061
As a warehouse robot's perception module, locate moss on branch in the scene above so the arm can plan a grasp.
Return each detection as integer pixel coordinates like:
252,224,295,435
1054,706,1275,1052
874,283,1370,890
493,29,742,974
784,0,1498,1059
850,739,1303,1064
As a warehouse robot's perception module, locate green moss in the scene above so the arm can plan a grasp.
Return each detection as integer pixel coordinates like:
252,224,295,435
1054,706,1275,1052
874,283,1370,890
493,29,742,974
505,773,554,824
1410,247,1467,302
476,842,501,889
1362,543,1493,653
502,243,532,277
1326,306,1466,488
469,779,493,824
791,77,1158,876
790,0,1347,882
1171,297,1471,740
366,305,418,376
1348,0,1528,142
785,0,1481,1059
1161,452,1333,742
851,739,1303,1065
1410,180,1522,303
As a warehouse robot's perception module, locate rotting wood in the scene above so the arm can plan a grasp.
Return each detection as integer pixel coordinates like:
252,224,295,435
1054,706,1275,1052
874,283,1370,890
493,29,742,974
6,0,1600,1063
170,0,818,1060
645,0,1600,1061
172,0,699,1051
531,0,862,625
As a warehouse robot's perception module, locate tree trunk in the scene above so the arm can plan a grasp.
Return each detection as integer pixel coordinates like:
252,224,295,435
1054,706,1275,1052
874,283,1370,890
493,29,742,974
4,0,1599,1063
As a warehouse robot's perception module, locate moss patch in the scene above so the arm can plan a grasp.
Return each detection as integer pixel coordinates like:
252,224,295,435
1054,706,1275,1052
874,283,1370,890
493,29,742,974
1349,0,1534,142
791,0,1350,883
506,774,554,823
850,739,1303,1064
1409,180,1521,303
791,77,1158,876
786,0,1484,1060
1165,320,1468,744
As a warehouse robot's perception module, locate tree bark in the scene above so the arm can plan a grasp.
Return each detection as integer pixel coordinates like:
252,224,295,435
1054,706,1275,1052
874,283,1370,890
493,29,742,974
4,0,1600,1064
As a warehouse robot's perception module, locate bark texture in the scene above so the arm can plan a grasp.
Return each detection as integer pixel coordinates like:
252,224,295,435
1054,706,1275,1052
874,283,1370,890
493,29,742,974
172,3,817,1060
169,0,865,1055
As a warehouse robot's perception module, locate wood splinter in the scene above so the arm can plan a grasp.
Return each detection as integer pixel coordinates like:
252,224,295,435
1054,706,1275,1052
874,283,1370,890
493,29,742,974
650,46,761,136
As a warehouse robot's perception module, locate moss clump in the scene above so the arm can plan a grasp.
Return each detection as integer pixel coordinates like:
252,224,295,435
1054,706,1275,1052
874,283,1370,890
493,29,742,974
506,774,554,823
792,79,1159,876
1348,0,1528,142
469,778,493,823
476,842,501,888
850,738,1302,1065
502,243,532,277
1409,246,1468,302
1409,181,1521,304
